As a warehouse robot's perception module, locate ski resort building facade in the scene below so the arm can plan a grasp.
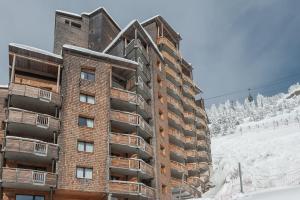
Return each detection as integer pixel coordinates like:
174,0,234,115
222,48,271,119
0,7,211,200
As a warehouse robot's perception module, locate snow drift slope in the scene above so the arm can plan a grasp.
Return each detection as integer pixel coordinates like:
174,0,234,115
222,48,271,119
199,106,300,200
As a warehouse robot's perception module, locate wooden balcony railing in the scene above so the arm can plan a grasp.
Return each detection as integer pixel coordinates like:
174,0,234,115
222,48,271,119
166,80,181,97
182,74,194,86
167,95,183,113
183,84,195,97
186,150,199,158
109,180,155,198
197,130,207,139
110,157,154,178
9,83,61,106
171,161,187,175
199,162,209,171
4,136,59,160
168,128,184,142
2,168,57,189
110,88,151,115
183,111,194,121
110,110,152,136
157,37,179,57
185,136,196,145
110,133,153,157
199,151,209,161
168,112,183,126
184,123,195,132
182,96,196,108
166,66,182,84
7,107,60,131
186,163,199,171
197,140,207,149
169,144,186,159
125,39,149,62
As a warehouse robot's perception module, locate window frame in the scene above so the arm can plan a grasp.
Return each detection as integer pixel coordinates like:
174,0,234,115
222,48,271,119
80,70,95,81
77,141,94,153
76,167,93,179
16,195,45,200
80,93,95,104
78,116,94,128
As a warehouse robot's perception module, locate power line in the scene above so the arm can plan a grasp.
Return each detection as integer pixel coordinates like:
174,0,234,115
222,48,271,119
205,72,300,101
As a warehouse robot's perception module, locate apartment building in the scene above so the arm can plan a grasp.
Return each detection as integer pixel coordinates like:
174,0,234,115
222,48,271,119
0,7,211,200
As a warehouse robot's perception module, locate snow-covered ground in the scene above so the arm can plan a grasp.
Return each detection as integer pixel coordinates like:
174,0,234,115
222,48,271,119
195,105,300,200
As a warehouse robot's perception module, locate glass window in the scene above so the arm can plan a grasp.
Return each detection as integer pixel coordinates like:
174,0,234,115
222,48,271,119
80,94,95,104
77,141,94,153
16,195,45,200
76,167,93,179
81,71,95,81
78,117,94,128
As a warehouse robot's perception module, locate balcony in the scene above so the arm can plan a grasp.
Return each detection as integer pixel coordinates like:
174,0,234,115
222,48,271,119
187,176,202,188
186,163,199,172
169,144,186,162
196,106,207,118
182,96,195,112
2,168,57,191
110,110,153,139
110,157,154,179
171,161,187,176
157,37,180,59
110,87,151,119
199,162,209,172
168,127,185,146
185,136,196,147
168,111,183,131
9,83,61,116
167,95,183,116
182,84,195,99
183,124,195,136
166,80,181,100
125,39,149,63
199,151,209,162
6,107,60,141
197,130,207,140
183,111,195,124
171,178,201,199
109,180,155,200
197,140,207,150
186,150,199,160
110,133,153,159
4,136,59,163
166,65,182,86
126,76,152,101
182,74,194,87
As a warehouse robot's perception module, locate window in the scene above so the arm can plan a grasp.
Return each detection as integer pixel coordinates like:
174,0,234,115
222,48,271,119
162,185,167,194
76,167,93,179
157,61,162,71
159,127,165,137
78,117,94,128
160,145,166,156
158,93,164,104
160,164,166,175
78,141,94,153
16,195,44,200
80,93,95,104
64,20,70,25
159,109,164,120
81,70,95,81
71,22,81,29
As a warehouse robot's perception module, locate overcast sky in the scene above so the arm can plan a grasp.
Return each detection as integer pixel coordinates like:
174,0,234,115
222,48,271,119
1,0,300,106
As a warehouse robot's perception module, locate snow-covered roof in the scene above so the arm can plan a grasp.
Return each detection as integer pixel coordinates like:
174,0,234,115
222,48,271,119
56,7,121,31
103,20,164,61
9,43,62,60
63,44,138,67
0,85,8,89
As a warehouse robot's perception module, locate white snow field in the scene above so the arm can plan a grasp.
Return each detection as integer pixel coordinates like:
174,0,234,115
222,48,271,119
194,105,300,200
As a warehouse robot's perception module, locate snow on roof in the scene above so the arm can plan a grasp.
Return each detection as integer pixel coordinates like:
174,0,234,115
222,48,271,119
63,44,138,66
103,20,164,61
82,7,121,30
141,15,160,25
9,43,62,59
0,85,8,89
56,10,82,18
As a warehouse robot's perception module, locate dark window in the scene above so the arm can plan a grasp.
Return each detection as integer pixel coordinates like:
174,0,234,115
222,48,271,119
71,22,81,29
65,20,70,25
78,117,94,128
16,195,45,200
81,71,95,81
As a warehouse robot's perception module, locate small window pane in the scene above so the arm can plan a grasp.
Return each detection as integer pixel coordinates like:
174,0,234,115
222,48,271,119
85,168,93,179
80,94,87,102
34,196,45,200
81,72,86,80
87,73,95,81
78,117,86,126
16,195,33,200
87,96,95,104
76,167,84,178
86,119,94,128
77,142,84,152
86,143,94,153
